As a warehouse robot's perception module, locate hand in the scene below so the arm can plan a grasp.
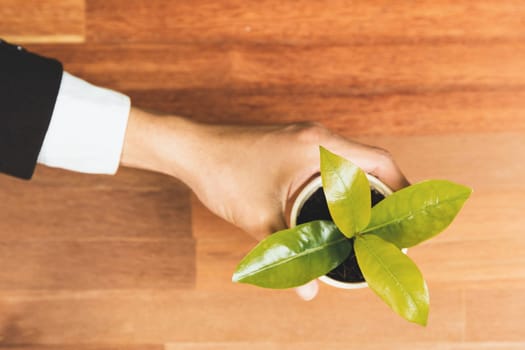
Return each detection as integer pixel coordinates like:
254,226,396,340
122,108,409,300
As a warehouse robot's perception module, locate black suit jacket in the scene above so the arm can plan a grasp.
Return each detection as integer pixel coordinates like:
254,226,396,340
0,39,63,179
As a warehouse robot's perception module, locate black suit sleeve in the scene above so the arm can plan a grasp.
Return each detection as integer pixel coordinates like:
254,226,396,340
0,39,63,179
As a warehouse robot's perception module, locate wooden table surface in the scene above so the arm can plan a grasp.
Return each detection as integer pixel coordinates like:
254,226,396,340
1,1,524,349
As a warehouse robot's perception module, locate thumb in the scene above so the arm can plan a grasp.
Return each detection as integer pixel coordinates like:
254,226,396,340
294,280,319,301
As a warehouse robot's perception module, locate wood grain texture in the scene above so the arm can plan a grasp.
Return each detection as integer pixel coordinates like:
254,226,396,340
0,288,464,344
0,166,194,291
466,287,525,342
1,0,525,349
0,0,85,43
86,0,525,45
27,42,525,136
32,43,525,96
0,240,195,289
0,346,161,350
165,342,525,350
0,168,191,241
128,89,525,136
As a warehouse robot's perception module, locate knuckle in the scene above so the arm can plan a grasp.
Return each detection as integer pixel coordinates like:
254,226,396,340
373,147,394,162
292,122,329,143
238,210,281,240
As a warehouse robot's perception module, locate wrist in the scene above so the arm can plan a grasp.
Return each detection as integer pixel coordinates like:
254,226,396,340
121,108,203,184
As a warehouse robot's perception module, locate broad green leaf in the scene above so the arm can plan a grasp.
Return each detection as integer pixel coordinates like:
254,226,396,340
355,234,429,326
363,180,472,248
232,220,351,289
320,146,371,238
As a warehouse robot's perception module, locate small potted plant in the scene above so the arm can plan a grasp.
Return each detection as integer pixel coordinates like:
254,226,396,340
289,171,402,290
232,146,472,326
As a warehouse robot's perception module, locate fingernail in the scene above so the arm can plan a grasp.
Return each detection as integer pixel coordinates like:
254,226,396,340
295,280,319,301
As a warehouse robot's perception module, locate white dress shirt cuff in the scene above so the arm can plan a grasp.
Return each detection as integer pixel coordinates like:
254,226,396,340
37,72,131,175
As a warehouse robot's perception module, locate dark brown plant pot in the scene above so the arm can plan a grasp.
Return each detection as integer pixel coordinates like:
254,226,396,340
289,175,402,289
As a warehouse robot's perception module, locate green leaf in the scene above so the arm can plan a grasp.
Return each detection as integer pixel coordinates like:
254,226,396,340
363,180,472,248
320,146,371,238
355,234,429,326
232,220,351,289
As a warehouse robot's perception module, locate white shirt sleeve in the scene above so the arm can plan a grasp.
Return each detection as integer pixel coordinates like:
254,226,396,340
37,71,131,175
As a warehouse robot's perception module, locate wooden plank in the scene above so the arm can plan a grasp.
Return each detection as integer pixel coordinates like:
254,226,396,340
165,342,525,350
0,166,195,289
436,189,525,243
465,286,525,341
356,133,525,191
0,346,161,350
0,288,463,344
127,89,525,136
86,0,525,44
0,240,195,289
30,166,188,190
30,43,525,93
411,238,525,284
0,0,84,43
0,168,192,241
24,43,525,136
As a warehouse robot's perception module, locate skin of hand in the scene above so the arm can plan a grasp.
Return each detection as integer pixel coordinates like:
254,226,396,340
121,107,410,300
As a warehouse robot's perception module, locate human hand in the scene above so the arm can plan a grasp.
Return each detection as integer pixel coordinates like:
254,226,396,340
122,109,409,300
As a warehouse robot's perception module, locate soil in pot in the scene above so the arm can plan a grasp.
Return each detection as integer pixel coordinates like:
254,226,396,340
296,187,385,283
